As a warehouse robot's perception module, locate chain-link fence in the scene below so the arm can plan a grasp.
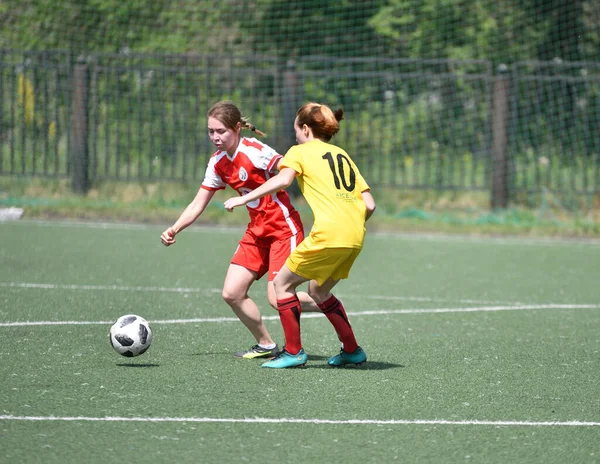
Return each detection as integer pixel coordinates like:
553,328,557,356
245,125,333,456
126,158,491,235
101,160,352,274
1,51,599,207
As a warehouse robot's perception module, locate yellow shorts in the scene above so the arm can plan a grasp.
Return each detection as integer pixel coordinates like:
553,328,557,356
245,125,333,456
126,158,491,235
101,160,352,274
285,241,362,286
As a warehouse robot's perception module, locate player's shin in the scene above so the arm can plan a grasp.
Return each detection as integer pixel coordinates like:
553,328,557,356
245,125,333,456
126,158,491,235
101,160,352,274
318,295,359,353
276,295,303,354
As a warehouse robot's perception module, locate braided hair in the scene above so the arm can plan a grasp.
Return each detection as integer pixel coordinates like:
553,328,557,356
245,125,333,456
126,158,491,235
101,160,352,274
207,101,266,137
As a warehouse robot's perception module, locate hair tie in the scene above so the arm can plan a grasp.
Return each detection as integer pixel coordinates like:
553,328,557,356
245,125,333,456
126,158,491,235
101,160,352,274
249,125,256,132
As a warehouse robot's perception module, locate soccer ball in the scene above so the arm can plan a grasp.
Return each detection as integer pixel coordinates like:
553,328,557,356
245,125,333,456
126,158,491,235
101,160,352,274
109,314,153,357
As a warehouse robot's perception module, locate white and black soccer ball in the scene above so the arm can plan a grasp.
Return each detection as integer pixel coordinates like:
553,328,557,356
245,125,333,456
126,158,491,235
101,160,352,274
109,314,152,357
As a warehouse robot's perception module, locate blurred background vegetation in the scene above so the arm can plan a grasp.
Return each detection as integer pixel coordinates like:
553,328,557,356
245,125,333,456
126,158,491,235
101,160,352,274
3,0,598,63
1,0,599,236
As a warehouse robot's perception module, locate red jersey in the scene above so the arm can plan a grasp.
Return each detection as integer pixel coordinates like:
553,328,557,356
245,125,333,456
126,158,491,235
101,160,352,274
201,137,303,239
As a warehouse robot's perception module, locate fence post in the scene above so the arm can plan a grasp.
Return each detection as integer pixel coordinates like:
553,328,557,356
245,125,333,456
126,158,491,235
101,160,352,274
0,51,4,173
282,59,301,197
282,60,298,146
71,56,89,194
491,64,510,209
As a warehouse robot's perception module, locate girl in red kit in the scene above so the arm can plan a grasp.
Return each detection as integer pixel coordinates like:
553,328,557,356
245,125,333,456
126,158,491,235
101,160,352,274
161,101,318,358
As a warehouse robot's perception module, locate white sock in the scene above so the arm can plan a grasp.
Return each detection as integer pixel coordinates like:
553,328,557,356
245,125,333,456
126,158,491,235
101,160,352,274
258,343,277,350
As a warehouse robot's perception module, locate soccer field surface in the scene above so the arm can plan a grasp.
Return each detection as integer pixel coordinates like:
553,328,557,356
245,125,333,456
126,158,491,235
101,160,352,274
1,221,599,463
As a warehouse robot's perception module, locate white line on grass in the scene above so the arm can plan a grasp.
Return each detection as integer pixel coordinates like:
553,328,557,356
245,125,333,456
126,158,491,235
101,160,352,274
370,231,600,247
0,282,222,294
1,304,598,327
0,282,516,305
8,219,600,246
0,414,599,427
4,219,243,234
366,295,512,305
351,304,600,315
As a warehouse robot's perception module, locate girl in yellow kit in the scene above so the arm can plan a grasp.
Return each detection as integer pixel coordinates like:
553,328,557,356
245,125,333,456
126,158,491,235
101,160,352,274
224,102,376,368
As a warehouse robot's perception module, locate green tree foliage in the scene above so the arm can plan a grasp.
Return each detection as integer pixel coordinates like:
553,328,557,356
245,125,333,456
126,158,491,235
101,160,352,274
0,0,261,54
1,0,598,64
1,0,166,52
368,0,599,64
245,0,391,58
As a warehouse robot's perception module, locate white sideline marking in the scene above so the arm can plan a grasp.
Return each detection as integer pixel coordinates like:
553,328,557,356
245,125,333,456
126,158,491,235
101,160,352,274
0,317,240,327
5,219,243,234
351,304,600,315
8,219,600,246
0,282,222,294
0,304,598,327
0,282,515,306
367,295,511,305
0,414,599,427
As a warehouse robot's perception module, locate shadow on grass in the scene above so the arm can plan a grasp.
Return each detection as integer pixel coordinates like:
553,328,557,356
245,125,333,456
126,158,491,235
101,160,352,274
307,354,405,370
305,361,404,371
183,354,404,370
116,363,160,368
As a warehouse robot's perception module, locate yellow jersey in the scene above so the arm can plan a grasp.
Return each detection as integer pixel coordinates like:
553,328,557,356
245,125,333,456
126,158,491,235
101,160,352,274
281,140,370,248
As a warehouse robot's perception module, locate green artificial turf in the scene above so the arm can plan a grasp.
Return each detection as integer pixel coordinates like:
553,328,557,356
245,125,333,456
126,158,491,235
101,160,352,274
1,220,599,463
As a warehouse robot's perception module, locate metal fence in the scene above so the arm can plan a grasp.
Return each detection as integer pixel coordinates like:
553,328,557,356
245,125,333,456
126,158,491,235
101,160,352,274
509,60,600,202
1,50,599,206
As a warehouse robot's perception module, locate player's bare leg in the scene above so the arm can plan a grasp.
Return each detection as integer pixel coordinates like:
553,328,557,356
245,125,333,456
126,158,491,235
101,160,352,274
222,264,278,357
267,280,320,313
297,289,321,312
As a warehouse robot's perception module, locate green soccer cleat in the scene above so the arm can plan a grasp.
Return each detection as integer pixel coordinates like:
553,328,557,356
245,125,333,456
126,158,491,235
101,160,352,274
261,348,308,368
234,344,280,359
328,346,367,367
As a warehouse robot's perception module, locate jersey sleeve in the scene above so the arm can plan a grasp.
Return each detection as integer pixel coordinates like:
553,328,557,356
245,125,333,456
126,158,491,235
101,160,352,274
355,166,370,192
242,138,282,173
280,145,304,175
201,154,226,191
267,154,283,172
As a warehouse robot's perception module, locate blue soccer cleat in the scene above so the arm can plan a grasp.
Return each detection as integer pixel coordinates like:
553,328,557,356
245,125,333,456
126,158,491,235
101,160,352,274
328,346,367,367
261,348,308,368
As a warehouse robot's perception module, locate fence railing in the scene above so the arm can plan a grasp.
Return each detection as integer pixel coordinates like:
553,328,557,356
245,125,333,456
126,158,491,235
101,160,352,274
1,50,599,208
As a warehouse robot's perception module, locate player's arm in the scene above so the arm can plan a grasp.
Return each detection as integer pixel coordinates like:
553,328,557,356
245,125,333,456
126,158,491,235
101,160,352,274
223,168,297,212
362,190,376,221
161,188,216,246
272,156,282,171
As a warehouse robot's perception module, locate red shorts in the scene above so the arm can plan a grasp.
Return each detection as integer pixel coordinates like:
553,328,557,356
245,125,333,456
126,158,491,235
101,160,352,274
231,229,305,281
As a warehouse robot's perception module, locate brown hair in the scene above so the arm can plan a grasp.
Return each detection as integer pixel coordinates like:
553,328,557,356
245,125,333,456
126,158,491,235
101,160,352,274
207,100,266,137
295,102,343,142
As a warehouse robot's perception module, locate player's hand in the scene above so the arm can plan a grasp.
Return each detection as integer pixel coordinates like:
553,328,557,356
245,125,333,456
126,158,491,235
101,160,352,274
223,197,245,212
160,227,176,246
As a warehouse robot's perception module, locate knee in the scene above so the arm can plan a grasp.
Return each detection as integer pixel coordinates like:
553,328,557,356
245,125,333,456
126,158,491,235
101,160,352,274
222,286,243,307
272,274,284,295
307,285,330,305
273,274,293,299
267,293,277,310
307,289,324,305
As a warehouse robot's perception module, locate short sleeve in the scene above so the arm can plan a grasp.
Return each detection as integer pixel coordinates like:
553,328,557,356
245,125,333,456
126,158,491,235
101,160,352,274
280,145,304,175
241,138,281,173
355,169,370,193
201,155,226,190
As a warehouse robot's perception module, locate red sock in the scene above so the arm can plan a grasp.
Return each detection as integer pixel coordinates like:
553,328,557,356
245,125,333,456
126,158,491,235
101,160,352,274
276,296,302,354
318,295,359,353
